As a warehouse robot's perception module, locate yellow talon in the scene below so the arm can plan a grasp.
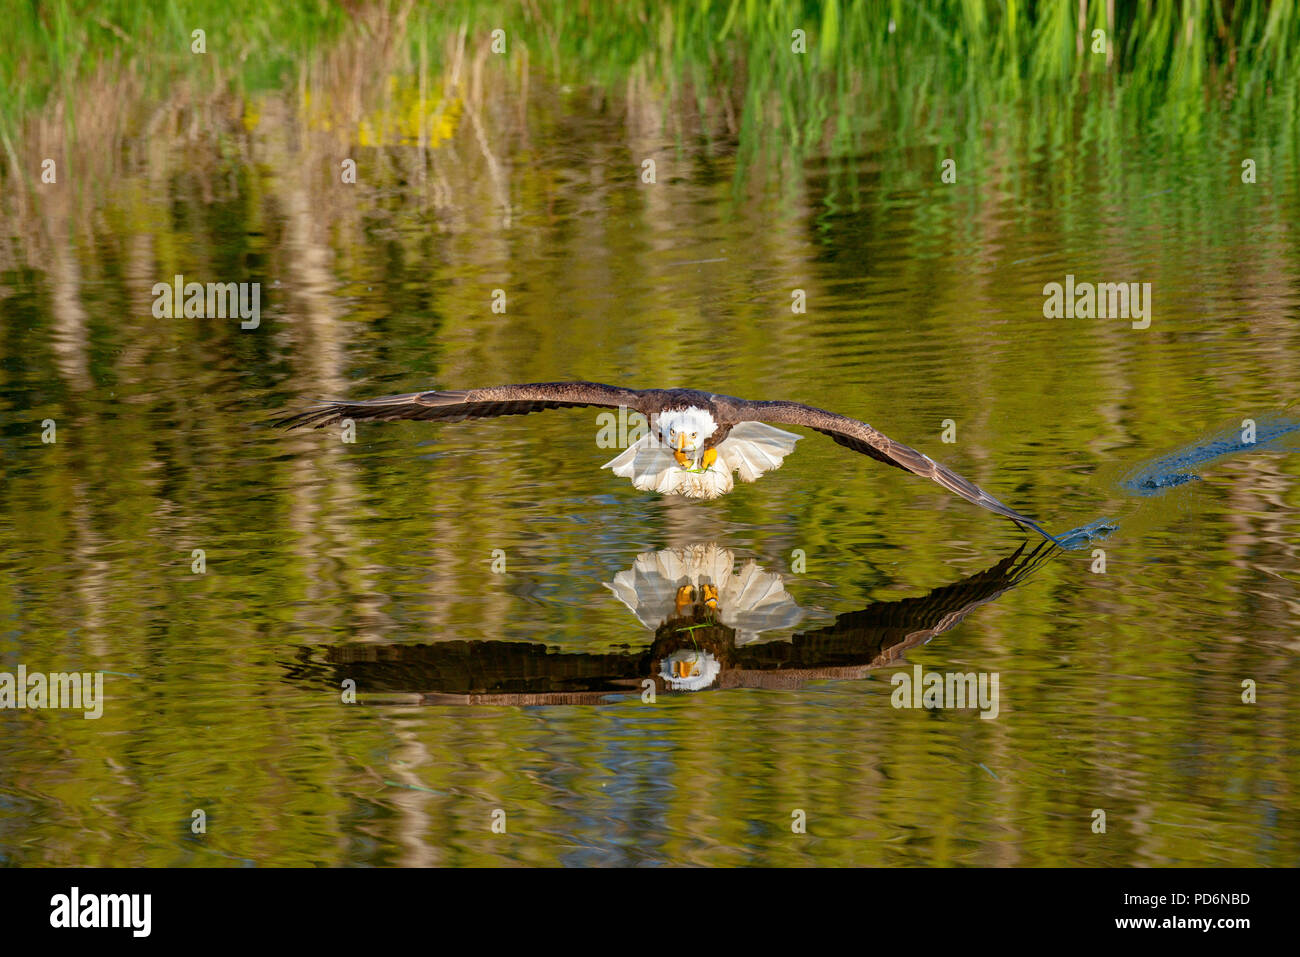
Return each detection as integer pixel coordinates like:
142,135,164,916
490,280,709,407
701,448,718,469
700,583,719,610
674,584,696,616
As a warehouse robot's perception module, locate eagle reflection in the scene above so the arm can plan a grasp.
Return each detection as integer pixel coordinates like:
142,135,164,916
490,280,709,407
304,541,1055,705
604,543,807,645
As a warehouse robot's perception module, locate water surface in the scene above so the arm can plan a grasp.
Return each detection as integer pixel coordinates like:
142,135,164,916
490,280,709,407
2,65,1299,867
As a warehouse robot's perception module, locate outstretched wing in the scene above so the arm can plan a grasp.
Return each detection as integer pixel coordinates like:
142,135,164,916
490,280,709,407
275,381,649,429
733,399,1057,542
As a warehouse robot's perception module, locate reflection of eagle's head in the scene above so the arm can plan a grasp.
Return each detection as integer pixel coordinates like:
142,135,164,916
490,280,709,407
659,649,722,691
657,407,718,454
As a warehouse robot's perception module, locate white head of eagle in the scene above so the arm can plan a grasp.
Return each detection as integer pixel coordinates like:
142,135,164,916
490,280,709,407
603,405,799,500
657,407,718,454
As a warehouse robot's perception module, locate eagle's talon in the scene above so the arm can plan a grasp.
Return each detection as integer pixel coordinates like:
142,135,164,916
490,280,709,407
674,584,696,617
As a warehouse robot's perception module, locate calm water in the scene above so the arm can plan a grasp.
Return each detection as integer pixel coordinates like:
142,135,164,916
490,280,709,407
2,73,1299,866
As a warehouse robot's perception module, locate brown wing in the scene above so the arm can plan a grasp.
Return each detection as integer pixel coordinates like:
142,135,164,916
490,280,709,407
274,381,649,429
731,399,1057,542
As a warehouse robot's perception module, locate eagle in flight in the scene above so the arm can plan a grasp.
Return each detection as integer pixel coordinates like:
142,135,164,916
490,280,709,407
279,381,1055,541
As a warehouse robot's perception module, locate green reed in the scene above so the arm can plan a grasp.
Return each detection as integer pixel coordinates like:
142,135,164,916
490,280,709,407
1,1,1297,171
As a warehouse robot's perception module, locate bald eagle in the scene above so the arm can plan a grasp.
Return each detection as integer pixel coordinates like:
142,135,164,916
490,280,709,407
278,381,1055,540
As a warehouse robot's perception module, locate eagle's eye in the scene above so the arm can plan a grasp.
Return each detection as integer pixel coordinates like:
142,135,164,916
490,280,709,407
691,432,697,439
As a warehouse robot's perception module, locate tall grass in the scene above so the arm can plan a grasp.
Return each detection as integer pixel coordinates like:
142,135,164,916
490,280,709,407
1,0,1297,182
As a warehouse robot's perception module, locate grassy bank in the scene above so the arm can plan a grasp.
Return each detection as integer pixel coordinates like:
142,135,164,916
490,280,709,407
3,1,1299,161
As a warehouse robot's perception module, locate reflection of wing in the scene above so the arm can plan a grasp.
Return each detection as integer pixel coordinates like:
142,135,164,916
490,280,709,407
276,381,647,428
777,540,1053,671
724,397,1055,541
601,544,805,641
300,541,1058,704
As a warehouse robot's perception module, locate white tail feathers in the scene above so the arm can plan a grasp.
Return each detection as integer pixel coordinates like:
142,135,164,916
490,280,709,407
601,422,800,499
721,422,800,483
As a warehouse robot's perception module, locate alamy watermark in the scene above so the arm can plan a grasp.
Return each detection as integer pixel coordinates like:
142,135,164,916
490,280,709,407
1043,274,1151,329
151,274,260,329
0,666,103,719
891,664,999,719
595,405,670,449
50,887,150,937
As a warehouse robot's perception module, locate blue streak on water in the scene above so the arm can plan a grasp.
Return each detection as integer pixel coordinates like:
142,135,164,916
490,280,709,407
1049,414,1300,548
1119,415,1300,497
1054,518,1119,550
